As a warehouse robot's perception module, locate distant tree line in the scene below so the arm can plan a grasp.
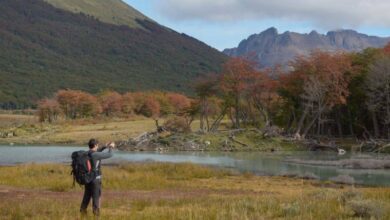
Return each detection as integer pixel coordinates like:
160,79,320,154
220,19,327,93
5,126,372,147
38,90,192,123
38,43,390,140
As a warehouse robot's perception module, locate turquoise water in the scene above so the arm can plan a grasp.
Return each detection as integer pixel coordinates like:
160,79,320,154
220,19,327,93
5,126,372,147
0,145,389,186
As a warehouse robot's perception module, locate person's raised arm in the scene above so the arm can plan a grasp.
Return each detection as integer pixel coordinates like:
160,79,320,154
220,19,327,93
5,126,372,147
93,142,115,160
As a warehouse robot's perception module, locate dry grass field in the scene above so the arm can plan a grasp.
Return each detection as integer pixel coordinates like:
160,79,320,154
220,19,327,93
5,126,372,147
0,163,389,219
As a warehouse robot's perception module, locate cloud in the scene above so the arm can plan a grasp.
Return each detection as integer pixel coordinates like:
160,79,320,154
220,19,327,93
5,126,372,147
156,0,390,28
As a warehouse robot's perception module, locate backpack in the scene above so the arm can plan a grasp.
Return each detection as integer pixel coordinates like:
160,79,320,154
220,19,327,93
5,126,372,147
71,151,96,186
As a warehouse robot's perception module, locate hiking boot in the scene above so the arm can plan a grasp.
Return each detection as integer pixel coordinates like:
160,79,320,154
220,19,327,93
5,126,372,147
93,208,100,217
80,209,88,219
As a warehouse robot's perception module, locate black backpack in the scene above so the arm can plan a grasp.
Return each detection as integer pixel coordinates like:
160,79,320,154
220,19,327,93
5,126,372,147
71,151,96,186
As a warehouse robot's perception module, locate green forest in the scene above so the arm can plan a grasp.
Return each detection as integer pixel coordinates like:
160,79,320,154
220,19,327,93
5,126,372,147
0,0,226,108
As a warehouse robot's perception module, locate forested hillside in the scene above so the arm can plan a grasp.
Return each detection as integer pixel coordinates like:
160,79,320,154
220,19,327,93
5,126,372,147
0,0,227,108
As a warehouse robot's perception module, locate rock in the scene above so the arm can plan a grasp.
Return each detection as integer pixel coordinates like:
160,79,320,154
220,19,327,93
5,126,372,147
330,175,355,185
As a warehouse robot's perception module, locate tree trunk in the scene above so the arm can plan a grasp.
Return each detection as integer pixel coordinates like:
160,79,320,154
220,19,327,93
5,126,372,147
294,106,309,138
235,96,240,128
210,107,228,132
302,111,322,139
336,109,343,137
372,111,380,138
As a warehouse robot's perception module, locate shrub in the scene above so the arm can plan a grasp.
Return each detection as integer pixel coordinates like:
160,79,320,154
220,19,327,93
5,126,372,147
37,99,61,122
163,116,191,133
98,91,123,116
347,199,384,219
121,92,135,115
56,90,101,119
330,175,355,185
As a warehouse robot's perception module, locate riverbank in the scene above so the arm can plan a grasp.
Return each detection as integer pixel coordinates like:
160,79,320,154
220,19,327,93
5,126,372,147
0,115,304,151
1,114,388,154
0,115,158,145
0,163,389,219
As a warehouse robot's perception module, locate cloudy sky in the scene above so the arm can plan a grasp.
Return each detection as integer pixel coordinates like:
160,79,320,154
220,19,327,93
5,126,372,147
125,0,390,51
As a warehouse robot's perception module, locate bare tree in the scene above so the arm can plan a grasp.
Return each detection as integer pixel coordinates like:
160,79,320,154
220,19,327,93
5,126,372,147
366,56,390,138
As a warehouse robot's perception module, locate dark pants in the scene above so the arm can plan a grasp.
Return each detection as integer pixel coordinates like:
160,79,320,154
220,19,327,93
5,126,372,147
80,179,101,216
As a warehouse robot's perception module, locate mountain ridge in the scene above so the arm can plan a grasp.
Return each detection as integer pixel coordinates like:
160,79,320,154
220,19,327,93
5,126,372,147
224,27,390,67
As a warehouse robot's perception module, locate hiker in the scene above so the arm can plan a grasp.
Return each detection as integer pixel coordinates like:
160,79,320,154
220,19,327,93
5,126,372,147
80,139,115,216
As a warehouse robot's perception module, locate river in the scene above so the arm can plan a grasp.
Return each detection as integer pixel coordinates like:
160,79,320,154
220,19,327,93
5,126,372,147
0,145,389,186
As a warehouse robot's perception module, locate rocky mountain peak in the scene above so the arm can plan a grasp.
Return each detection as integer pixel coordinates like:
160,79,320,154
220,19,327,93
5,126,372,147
223,27,390,68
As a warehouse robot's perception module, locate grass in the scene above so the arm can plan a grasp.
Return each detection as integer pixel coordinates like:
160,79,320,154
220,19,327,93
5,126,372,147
0,115,160,145
0,163,389,219
0,114,37,129
44,0,149,28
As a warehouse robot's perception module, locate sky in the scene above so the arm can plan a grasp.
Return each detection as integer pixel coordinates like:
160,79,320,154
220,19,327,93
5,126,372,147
124,0,390,51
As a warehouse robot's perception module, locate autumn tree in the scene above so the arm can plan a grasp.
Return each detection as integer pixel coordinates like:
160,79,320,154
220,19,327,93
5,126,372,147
139,96,161,119
220,58,257,128
98,91,123,116
248,70,280,128
37,99,61,122
194,74,219,132
56,90,100,119
384,42,390,55
121,92,135,115
280,51,353,139
167,93,191,115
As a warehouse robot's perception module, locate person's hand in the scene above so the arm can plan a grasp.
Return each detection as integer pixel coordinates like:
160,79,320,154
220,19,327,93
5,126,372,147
108,142,116,149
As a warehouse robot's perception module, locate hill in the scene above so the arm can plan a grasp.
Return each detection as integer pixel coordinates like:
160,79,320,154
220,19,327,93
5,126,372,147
0,0,227,108
43,0,150,28
224,27,390,67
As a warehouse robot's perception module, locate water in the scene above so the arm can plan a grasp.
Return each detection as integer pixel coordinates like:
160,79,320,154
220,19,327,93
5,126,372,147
0,145,389,186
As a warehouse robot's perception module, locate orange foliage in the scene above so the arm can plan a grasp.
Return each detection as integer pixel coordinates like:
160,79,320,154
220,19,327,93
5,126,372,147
167,93,191,114
140,96,161,119
37,98,61,122
282,51,353,106
121,93,135,115
98,91,123,116
220,58,257,97
56,90,100,119
384,42,390,55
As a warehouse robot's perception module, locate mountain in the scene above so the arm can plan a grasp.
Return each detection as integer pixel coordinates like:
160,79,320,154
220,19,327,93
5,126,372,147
0,0,227,108
223,27,390,67
43,0,150,28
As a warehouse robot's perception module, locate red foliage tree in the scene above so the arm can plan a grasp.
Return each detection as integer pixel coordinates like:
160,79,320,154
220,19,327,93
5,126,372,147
121,92,135,115
281,51,353,138
384,42,390,55
220,58,258,128
37,98,61,122
167,93,191,114
98,91,123,116
140,96,160,119
56,90,100,119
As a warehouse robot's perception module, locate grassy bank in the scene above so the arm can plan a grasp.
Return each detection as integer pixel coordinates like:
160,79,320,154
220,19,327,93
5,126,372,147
0,114,159,145
0,163,389,219
0,114,299,152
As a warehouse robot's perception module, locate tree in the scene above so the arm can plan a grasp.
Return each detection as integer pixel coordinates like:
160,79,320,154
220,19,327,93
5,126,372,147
98,91,123,116
248,70,280,128
194,74,218,132
280,51,353,139
220,58,257,128
366,56,390,138
56,90,100,119
37,99,61,123
121,92,135,115
167,93,191,115
384,42,390,55
140,96,160,119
